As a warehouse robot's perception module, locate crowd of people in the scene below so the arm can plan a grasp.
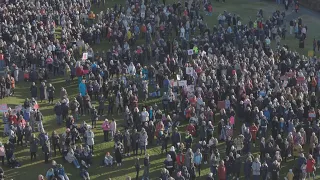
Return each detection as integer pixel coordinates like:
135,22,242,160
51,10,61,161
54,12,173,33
0,0,319,180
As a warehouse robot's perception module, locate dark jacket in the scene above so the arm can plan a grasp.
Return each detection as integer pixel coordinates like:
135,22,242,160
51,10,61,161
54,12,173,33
30,137,39,153
47,86,55,98
54,104,62,116
30,85,37,97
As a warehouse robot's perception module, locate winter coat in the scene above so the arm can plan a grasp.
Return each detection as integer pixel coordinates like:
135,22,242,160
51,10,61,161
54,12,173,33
171,132,181,144
252,161,261,175
39,85,47,100
65,151,76,163
79,82,87,96
234,135,244,151
218,165,226,180
139,132,148,146
306,158,315,173
194,152,202,165
234,158,242,173
86,131,95,146
30,85,37,97
30,138,39,153
101,121,110,131
184,152,194,168
54,104,62,116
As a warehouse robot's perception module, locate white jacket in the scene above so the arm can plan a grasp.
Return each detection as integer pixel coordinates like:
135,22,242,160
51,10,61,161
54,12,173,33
141,111,149,122
252,161,261,175
110,121,117,132
128,64,136,75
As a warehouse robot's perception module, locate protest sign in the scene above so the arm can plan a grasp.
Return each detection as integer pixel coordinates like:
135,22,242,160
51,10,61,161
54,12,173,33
0,104,8,112
297,76,305,84
34,104,39,110
176,75,181,81
82,53,88,61
187,49,193,55
309,112,316,118
178,80,187,87
187,85,194,93
186,67,193,75
218,101,225,109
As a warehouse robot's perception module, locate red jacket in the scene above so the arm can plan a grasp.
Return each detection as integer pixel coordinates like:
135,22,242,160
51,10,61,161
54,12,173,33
176,154,185,165
186,124,196,136
249,125,258,140
306,158,315,173
218,165,226,180
76,67,84,77
208,5,213,12
9,114,18,125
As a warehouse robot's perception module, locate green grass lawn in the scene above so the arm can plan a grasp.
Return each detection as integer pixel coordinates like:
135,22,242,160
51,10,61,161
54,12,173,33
1,0,320,179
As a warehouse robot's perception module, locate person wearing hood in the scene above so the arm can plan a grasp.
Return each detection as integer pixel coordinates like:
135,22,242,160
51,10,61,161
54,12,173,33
252,157,261,180
194,148,203,176
139,128,148,155
164,154,174,176
286,169,294,180
185,148,194,169
128,62,136,76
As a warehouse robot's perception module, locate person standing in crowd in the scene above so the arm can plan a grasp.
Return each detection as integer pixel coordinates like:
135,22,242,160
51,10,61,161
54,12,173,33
86,127,95,154
142,154,150,180
51,131,61,156
194,148,203,176
102,119,110,142
135,157,141,180
30,134,39,161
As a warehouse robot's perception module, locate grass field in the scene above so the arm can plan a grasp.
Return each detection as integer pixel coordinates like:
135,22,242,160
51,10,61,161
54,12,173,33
1,0,320,179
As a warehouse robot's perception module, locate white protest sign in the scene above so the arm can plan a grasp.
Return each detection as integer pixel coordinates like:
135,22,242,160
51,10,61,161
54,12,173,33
176,75,181,81
187,49,194,55
186,67,193,75
187,85,194,93
178,80,187,87
82,53,88,60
